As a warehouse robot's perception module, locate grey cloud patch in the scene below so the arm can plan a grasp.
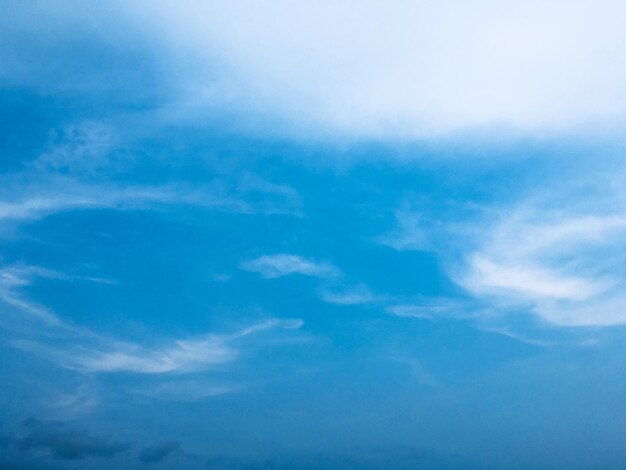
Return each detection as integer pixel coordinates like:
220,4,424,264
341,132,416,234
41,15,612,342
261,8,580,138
0,180,250,224
139,441,181,463
17,419,129,461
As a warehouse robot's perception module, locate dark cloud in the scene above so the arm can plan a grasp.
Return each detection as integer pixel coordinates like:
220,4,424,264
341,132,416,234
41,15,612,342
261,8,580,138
139,441,181,463
17,419,129,460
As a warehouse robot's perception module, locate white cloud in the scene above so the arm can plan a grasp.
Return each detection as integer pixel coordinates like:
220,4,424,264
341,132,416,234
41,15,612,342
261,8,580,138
241,254,339,279
1,262,304,373
463,255,610,302
132,380,239,402
320,286,378,306
0,175,300,235
0,265,65,325
392,356,442,388
33,121,120,175
387,300,464,320
68,337,237,374
377,211,431,251
381,184,626,328
0,117,301,236
124,0,626,139
0,180,254,225
456,208,626,326
15,318,303,374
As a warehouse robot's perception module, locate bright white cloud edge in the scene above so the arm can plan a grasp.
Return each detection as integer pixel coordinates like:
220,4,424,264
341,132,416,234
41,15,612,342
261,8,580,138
125,0,626,139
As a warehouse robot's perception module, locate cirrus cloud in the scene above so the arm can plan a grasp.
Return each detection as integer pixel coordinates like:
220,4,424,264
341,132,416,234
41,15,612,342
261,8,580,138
241,254,340,279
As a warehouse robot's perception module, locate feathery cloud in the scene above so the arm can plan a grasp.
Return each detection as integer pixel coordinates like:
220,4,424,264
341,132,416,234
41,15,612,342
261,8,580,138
320,286,378,306
241,254,339,279
456,208,626,326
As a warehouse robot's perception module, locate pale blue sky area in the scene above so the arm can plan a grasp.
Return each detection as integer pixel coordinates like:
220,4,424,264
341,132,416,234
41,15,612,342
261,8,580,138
3,2,626,469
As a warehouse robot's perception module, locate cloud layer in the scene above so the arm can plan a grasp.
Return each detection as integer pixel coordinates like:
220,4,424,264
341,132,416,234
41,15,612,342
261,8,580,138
125,0,626,138
458,208,626,326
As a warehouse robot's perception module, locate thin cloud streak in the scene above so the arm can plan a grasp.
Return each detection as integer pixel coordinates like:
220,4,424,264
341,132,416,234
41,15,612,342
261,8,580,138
1,262,304,374
320,286,379,306
15,318,304,374
241,254,340,279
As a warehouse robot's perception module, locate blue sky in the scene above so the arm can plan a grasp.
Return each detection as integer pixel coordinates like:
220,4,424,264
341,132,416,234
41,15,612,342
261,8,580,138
3,1,626,468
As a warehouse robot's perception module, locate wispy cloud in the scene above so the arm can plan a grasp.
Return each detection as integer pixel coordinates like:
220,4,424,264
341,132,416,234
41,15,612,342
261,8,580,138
0,265,66,325
60,337,236,374
0,264,118,327
0,180,259,225
392,356,442,388
381,185,626,328
462,253,610,302
378,210,431,251
32,121,121,175
386,299,467,320
241,254,340,279
1,262,304,374
319,286,379,306
0,117,301,237
456,207,626,326
46,385,100,420
16,318,303,374
132,380,240,402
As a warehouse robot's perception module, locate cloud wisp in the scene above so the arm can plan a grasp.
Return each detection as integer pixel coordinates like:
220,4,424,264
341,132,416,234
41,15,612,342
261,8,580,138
319,286,379,306
0,262,303,374
383,193,626,327
0,178,294,229
0,118,302,238
377,171,626,327
386,299,469,321
456,208,626,327
131,380,240,402
241,254,340,279
16,318,303,375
